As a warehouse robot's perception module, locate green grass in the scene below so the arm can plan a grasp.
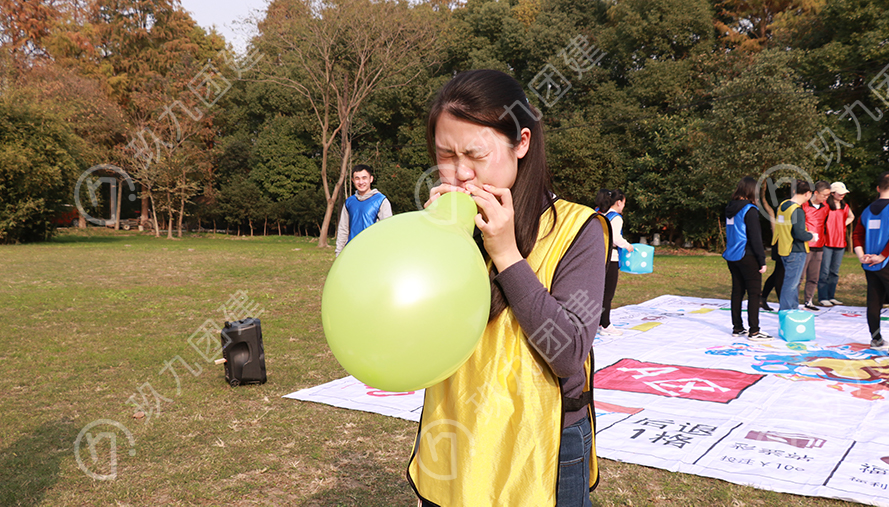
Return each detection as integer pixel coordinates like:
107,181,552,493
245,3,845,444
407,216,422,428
0,229,865,506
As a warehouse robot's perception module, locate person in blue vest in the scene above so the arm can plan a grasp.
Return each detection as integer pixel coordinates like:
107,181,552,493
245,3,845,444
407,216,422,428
334,164,392,256
852,171,889,350
595,188,633,337
723,177,773,341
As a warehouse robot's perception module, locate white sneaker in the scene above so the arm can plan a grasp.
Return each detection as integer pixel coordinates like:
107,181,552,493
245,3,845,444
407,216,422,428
829,299,843,306
748,331,775,342
599,325,624,336
819,300,834,307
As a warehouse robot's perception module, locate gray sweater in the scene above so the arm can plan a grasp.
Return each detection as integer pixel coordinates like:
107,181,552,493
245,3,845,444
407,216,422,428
494,216,606,428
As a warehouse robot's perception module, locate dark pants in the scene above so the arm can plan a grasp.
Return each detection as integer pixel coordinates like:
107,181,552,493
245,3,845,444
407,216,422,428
762,255,784,303
556,416,593,507
865,267,889,342
727,254,762,334
599,260,620,328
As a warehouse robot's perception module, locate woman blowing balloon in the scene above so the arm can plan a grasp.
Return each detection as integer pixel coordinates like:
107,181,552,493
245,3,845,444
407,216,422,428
406,70,610,507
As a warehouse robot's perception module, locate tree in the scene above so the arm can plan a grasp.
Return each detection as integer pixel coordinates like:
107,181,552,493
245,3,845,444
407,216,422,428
713,0,824,52
0,93,86,243
253,0,441,248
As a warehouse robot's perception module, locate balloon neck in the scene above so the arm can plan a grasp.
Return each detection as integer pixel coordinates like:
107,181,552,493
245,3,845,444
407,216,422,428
425,192,477,235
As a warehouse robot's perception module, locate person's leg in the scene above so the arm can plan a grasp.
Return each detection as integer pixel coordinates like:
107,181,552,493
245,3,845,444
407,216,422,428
865,270,886,344
599,261,619,328
779,252,806,311
773,256,785,303
727,261,745,333
762,270,775,302
818,247,836,302
556,416,593,507
800,251,815,303
740,255,762,334
826,247,845,301
804,250,823,304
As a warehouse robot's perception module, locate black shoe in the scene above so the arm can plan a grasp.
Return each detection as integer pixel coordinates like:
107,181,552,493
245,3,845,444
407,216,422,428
760,300,773,311
871,338,889,350
803,301,819,312
732,329,747,337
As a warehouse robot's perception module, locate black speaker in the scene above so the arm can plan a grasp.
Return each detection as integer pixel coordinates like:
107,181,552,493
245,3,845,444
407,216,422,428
220,318,267,387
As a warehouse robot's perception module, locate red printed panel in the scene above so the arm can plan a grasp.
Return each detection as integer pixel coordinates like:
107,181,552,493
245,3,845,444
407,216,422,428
596,358,764,403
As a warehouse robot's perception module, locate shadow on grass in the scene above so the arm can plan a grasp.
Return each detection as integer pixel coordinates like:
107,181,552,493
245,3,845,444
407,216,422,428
0,419,78,507
300,456,415,507
49,234,130,244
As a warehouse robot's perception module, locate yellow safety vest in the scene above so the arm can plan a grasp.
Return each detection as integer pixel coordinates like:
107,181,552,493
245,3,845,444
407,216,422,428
407,200,610,506
772,200,809,256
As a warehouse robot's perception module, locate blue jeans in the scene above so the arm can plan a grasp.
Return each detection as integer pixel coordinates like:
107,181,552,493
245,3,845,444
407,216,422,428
556,416,593,507
780,252,808,311
818,247,845,301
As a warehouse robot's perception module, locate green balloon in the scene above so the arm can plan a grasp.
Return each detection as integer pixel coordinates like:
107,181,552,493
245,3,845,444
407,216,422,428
322,192,491,392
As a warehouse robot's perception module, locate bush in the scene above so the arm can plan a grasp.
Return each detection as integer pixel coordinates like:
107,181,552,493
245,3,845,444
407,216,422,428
0,97,86,244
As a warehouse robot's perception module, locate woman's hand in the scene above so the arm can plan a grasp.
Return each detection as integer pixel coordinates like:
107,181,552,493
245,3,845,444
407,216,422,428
466,183,522,271
627,244,635,253
759,265,767,274
424,183,469,209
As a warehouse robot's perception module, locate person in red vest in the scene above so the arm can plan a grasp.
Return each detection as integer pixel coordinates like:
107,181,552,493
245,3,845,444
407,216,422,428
852,172,889,350
818,182,855,306
800,181,831,310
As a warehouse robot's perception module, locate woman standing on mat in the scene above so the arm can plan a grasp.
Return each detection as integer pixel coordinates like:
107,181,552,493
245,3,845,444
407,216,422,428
723,177,773,341
818,182,854,306
407,69,609,507
596,189,633,337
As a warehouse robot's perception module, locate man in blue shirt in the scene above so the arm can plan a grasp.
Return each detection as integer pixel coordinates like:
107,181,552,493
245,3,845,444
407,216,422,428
334,165,392,256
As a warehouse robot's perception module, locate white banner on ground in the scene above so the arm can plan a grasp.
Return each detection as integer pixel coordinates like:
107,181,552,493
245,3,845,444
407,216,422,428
594,295,889,506
285,295,889,506
283,375,424,422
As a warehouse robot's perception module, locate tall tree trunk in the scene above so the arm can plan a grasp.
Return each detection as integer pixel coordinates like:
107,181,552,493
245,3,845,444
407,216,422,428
263,217,267,236
114,176,122,230
318,128,352,248
140,188,149,228
249,218,254,237
149,191,161,237
277,221,281,236
166,192,174,239
177,194,185,238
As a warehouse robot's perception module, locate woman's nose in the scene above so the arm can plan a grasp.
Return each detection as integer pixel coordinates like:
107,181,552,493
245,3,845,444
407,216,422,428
455,162,475,183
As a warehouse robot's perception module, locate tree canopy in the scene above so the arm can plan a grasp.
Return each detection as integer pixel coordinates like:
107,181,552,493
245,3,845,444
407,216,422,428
1,0,887,245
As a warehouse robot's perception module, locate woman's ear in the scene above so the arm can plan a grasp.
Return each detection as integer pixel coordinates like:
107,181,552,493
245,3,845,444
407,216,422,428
515,128,532,159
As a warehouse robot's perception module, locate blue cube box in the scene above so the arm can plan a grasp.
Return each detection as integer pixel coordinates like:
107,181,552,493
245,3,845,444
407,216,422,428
778,310,815,342
619,243,654,274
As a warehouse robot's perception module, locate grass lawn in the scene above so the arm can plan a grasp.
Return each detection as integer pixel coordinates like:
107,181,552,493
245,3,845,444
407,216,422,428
0,228,867,506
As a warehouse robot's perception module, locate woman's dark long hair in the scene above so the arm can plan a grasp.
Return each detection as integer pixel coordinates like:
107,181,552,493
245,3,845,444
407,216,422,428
426,69,555,321
731,177,757,201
